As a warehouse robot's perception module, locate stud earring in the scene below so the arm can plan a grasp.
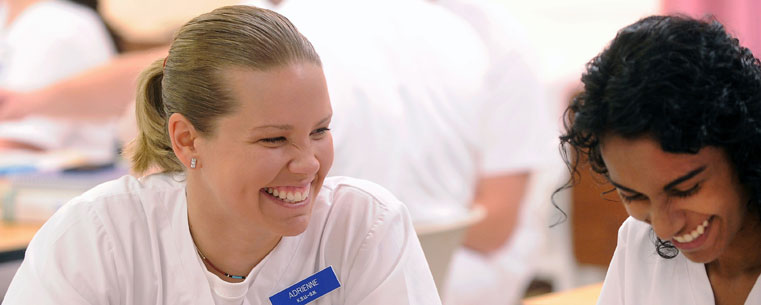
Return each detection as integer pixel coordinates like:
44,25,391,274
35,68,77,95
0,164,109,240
190,158,197,169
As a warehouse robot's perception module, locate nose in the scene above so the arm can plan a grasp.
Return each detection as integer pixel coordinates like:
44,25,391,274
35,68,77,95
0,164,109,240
288,143,320,176
648,199,684,241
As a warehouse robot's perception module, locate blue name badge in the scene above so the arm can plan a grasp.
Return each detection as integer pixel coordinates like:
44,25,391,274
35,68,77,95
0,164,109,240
269,266,341,305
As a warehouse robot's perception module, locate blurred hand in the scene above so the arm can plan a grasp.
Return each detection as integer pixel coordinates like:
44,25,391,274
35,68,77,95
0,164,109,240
0,139,44,151
0,88,41,121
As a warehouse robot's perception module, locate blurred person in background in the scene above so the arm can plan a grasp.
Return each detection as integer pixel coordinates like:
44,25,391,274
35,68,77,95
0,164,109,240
560,15,761,305
432,1,557,304
274,1,557,304
0,0,117,160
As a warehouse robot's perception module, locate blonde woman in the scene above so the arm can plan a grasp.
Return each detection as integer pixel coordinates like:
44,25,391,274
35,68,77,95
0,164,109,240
3,6,439,305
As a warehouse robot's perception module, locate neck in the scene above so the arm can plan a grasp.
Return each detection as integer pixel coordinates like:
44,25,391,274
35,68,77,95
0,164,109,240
707,211,761,278
4,0,41,27
186,180,281,283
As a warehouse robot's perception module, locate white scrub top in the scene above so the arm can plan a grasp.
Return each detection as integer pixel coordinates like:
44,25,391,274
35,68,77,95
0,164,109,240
598,217,761,305
3,174,441,305
0,0,117,156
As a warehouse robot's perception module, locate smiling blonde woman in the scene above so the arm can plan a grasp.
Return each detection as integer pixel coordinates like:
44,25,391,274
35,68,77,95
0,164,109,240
2,6,440,305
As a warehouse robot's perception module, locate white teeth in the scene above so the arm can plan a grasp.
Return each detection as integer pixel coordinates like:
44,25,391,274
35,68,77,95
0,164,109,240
264,187,310,203
674,218,710,244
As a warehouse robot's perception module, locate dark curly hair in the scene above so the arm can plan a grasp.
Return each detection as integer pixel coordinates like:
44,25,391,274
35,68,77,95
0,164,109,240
557,15,761,259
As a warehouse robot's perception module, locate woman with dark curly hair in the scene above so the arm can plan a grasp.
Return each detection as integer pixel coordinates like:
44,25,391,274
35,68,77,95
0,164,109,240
560,15,761,304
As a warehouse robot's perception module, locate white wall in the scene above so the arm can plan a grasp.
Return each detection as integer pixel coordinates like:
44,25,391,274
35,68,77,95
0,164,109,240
498,0,659,89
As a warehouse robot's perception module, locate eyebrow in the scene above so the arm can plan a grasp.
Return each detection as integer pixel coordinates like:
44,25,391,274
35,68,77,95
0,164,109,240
608,165,706,194
251,115,332,131
662,166,706,191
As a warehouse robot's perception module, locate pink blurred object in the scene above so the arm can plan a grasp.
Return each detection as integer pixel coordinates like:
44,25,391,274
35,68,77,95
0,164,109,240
662,0,761,57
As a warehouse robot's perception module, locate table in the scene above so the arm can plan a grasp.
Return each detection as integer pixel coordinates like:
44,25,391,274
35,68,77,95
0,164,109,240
522,282,603,305
0,222,42,263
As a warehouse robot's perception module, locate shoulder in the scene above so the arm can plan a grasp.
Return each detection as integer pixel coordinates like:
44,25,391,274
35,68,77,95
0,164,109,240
611,218,682,288
7,173,185,303
21,173,184,283
318,176,410,222
42,173,185,242
307,177,439,304
321,176,405,207
601,220,703,304
314,176,413,247
612,216,666,265
617,217,654,247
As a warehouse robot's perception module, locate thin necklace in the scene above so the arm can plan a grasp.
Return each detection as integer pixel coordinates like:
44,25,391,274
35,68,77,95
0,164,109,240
195,246,247,280
187,190,246,281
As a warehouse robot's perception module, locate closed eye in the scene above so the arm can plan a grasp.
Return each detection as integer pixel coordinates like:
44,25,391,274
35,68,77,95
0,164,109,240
310,127,330,137
619,190,647,203
670,183,701,198
260,137,286,143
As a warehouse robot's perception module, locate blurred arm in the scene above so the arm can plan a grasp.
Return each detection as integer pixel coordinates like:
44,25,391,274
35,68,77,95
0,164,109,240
0,46,168,121
463,172,530,254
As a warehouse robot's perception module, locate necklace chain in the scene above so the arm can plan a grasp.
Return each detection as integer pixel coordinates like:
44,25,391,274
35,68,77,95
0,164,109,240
195,247,247,280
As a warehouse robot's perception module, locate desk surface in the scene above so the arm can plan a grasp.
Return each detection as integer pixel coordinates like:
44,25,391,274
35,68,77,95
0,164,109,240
522,283,603,305
0,222,42,253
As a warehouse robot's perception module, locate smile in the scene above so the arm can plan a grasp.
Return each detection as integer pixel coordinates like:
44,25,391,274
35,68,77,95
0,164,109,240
673,217,711,243
263,186,310,203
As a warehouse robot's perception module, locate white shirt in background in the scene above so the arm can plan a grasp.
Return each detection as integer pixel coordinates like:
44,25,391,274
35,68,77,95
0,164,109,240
0,0,117,159
3,174,440,305
265,1,557,304
598,217,761,305
273,0,489,223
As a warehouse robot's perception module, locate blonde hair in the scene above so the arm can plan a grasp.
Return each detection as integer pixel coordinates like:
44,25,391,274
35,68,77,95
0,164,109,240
127,5,321,175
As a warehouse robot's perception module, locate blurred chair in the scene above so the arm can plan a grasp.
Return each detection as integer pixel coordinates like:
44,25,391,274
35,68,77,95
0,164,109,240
531,162,578,292
415,205,486,297
0,260,22,300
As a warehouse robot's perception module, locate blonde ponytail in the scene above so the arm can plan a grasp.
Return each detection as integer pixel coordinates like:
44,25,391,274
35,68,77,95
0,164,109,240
126,59,183,175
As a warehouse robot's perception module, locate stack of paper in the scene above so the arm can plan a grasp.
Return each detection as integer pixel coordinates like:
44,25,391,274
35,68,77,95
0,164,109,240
1,165,127,222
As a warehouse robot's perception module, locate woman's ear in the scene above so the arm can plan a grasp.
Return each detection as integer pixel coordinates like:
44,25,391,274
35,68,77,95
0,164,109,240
168,113,199,169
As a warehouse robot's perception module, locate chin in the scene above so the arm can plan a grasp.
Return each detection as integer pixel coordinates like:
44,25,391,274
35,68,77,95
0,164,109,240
681,252,716,264
279,215,311,236
680,243,724,264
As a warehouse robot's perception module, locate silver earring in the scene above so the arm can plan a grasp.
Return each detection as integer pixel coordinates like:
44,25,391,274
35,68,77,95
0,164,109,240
190,158,197,169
